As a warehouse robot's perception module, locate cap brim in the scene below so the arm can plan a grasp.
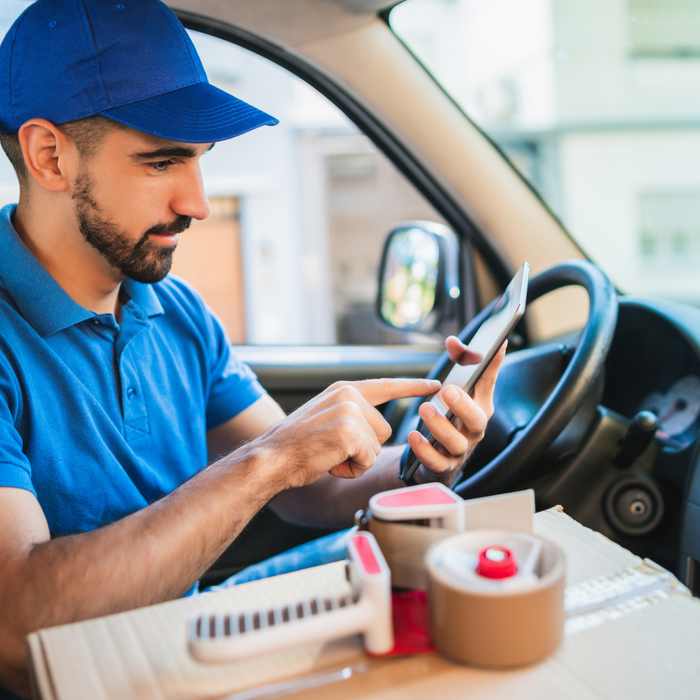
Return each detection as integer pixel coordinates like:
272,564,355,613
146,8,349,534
100,82,278,143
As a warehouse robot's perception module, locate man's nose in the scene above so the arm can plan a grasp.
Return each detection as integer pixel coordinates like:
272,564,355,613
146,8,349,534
171,164,210,221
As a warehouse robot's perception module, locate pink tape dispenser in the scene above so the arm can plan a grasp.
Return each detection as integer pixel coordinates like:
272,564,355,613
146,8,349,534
361,483,534,590
188,531,394,662
368,482,466,529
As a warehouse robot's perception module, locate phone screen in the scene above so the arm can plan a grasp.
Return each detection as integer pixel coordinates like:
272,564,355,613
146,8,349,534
399,262,529,483
431,262,529,417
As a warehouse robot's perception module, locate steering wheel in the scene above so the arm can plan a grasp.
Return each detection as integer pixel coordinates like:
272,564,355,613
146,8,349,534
396,260,618,499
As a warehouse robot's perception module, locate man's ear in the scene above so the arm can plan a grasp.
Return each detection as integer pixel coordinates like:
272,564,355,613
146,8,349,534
17,119,79,193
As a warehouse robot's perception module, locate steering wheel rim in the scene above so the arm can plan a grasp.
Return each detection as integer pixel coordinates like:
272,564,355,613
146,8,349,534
398,260,618,499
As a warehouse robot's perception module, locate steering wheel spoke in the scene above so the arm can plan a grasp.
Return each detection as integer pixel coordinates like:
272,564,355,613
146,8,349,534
471,342,571,457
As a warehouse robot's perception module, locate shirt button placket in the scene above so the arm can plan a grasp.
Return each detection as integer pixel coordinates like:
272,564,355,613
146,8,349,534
117,304,151,440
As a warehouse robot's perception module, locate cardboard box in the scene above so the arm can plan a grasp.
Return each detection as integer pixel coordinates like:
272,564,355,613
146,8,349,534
26,508,700,700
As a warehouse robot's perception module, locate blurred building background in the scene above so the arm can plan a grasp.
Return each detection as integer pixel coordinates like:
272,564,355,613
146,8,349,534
392,0,700,305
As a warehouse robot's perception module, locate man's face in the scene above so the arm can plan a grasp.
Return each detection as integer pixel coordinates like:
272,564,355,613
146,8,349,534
68,126,212,284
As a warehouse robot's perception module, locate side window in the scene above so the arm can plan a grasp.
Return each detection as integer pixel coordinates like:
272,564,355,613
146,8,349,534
178,30,449,346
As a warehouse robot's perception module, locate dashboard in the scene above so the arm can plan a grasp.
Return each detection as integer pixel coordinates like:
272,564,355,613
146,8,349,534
603,298,700,450
523,296,700,587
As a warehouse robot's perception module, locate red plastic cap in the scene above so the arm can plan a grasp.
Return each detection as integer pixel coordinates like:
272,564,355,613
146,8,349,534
476,546,518,579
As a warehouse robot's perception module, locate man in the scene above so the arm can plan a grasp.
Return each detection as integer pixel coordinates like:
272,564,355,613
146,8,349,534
0,1,505,697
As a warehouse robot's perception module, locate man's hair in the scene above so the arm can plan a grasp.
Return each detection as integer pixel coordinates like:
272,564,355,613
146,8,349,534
0,115,131,187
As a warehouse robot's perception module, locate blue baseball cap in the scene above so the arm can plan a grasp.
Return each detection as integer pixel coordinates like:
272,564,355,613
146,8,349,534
0,0,278,142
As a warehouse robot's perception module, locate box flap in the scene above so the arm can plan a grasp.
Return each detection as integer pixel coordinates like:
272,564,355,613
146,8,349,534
33,561,362,700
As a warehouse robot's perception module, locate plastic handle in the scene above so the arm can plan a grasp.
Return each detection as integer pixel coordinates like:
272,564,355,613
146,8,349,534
188,531,393,662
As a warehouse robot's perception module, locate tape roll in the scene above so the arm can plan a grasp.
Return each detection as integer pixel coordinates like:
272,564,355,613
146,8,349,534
426,530,566,667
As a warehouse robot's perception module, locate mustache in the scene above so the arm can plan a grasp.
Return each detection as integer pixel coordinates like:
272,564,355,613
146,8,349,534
144,215,192,237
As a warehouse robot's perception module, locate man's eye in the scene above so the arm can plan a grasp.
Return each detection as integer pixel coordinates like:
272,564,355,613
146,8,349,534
150,160,173,172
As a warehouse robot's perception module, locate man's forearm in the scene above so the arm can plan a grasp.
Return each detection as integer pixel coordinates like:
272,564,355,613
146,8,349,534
269,444,406,528
0,443,284,695
270,438,471,530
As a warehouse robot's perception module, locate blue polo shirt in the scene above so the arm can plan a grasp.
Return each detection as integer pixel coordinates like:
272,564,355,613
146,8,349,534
0,204,265,535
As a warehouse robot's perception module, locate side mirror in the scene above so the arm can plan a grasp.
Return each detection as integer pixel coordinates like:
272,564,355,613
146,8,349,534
377,221,460,332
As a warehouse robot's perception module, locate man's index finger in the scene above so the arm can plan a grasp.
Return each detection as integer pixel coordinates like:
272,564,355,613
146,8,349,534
352,377,441,406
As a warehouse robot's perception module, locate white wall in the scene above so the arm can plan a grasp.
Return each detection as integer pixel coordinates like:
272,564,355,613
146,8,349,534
553,0,700,125
560,129,700,303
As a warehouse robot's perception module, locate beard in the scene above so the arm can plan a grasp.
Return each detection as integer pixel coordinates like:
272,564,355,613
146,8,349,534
71,172,191,284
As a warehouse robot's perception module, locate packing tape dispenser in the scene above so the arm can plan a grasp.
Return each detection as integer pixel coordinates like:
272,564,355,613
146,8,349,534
361,483,566,666
188,530,394,663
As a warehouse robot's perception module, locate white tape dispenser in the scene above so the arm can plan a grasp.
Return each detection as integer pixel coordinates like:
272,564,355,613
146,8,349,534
188,530,394,663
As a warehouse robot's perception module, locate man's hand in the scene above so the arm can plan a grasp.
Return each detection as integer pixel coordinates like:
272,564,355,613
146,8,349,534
257,378,441,489
408,336,507,485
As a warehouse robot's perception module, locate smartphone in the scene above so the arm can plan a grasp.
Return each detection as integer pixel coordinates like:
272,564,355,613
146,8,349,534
399,262,530,484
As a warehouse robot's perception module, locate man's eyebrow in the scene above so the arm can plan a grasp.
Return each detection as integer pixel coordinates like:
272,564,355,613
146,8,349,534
130,146,199,161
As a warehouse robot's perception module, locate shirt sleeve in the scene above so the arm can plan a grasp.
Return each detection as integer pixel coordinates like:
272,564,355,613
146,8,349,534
204,311,266,430
0,353,36,495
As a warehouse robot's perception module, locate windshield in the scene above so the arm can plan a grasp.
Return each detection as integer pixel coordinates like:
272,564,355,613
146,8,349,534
390,0,700,307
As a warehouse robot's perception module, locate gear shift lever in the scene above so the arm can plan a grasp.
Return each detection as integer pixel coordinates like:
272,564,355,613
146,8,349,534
612,411,658,470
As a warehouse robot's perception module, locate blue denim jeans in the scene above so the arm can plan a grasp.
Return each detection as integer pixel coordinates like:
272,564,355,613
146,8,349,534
204,528,353,591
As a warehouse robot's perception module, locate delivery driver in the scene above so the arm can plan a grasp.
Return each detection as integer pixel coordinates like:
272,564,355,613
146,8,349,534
0,1,505,697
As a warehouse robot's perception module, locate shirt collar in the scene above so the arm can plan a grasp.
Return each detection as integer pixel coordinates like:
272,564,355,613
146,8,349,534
121,279,164,318
0,204,163,338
